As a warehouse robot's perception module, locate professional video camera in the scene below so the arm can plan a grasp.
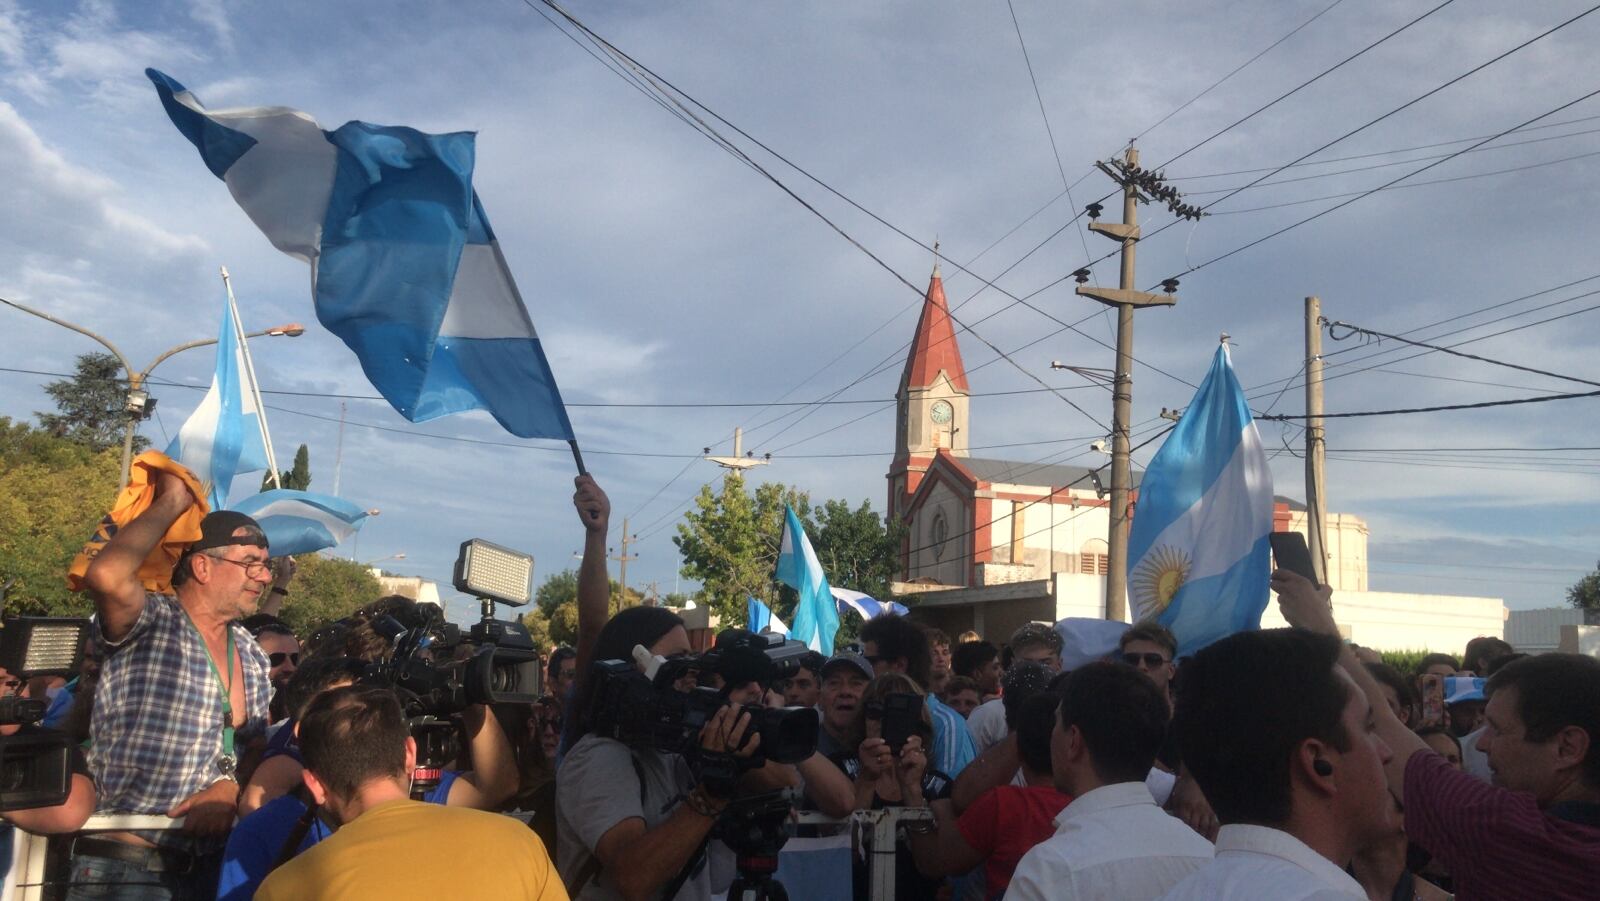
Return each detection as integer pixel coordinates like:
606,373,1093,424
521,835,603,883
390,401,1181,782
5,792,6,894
362,540,543,796
586,630,819,768
0,610,90,812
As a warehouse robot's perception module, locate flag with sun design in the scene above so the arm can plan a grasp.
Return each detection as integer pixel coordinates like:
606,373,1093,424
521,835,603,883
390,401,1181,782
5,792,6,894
1127,343,1274,656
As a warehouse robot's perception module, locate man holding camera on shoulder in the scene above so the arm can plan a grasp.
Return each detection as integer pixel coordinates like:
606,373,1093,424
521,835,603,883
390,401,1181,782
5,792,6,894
255,684,566,900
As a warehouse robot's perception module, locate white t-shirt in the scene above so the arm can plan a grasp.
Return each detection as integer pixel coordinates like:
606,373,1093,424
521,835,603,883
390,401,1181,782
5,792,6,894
1157,823,1366,900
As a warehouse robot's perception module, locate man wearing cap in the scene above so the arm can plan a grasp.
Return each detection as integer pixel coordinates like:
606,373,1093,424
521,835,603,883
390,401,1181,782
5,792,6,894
74,471,273,900
816,651,874,759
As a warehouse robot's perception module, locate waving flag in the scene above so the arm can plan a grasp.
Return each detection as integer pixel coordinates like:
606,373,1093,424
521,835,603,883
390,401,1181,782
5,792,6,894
776,506,839,655
146,69,574,441
1127,344,1274,656
746,597,790,636
166,291,269,510
831,587,908,621
230,490,372,557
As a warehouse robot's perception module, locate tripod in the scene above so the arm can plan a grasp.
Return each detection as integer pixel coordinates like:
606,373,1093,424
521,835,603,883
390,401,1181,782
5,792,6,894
726,852,788,901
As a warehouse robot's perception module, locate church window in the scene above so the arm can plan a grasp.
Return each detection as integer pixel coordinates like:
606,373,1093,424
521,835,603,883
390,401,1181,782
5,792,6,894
930,512,949,560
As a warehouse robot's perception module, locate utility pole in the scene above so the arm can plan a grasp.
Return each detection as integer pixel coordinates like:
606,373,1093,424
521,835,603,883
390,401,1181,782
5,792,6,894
609,517,638,612
704,427,770,474
1305,296,1328,586
1077,146,1198,621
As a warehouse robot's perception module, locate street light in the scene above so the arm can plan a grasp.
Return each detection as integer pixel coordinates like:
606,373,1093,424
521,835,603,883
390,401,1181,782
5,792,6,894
361,552,406,568
0,297,303,485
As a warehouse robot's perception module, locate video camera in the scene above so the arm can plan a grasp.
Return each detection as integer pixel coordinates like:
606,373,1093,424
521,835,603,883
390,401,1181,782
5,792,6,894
0,613,90,812
361,540,543,796
586,631,819,768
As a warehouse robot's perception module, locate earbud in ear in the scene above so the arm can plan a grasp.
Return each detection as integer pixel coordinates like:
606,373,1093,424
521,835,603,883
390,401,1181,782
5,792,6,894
1313,759,1334,777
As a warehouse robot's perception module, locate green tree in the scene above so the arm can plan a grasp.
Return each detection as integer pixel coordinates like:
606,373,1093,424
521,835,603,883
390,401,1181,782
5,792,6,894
278,554,384,636
674,474,811,626
1568,559,1600,611
519,569,641,649
36,353,146,453
813,499,905,601
261,444,312,492
0,418,120,615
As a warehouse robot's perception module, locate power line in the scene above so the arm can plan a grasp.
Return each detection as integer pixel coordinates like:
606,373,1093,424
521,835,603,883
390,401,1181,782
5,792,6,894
1324,319,1600,388
1162,84,1600,285
1259,387,1600,420
1155,0,1461,170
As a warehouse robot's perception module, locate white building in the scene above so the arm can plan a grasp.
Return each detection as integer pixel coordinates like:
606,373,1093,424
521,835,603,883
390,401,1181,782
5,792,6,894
886,264,1505,653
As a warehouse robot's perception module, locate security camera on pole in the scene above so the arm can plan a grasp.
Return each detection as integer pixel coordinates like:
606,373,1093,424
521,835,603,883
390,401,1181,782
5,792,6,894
1075,145,1200,621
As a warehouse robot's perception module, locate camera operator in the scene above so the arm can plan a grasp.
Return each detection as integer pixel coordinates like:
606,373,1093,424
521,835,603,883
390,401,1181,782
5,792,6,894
0,664,96,836
255,685,565,900
558,607,766,901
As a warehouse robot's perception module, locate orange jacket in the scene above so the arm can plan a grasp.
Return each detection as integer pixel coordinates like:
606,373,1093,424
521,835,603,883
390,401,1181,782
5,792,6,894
67,451,210,595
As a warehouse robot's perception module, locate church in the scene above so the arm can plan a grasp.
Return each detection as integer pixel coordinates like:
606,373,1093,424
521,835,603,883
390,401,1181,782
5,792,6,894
886,264,1505,652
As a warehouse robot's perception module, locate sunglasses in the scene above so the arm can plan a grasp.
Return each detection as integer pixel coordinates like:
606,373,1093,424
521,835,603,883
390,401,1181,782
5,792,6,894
1121,652,1169,668
268,652,301,668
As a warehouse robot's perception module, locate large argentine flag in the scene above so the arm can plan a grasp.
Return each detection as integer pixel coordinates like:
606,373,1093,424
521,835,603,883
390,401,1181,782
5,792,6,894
146,70,575,441
831,587,908,621
1127,345,1274,656
166,291,269,510
230,490,372,557
776,506,839,655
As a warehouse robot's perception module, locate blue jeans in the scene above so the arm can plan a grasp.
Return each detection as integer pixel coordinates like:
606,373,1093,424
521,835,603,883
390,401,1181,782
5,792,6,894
63,852,220,901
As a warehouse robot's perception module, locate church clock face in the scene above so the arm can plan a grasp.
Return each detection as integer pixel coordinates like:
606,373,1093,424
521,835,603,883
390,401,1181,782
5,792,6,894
929,400,953,424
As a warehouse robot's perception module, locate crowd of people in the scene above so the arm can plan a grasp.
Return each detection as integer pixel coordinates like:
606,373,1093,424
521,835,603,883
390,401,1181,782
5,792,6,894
0,468,1593,900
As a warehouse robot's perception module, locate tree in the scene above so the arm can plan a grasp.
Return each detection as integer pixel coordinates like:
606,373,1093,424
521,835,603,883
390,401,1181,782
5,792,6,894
1568,559,1600,611
520,569,641,650
277,554,384,636
261,444,312,492
674,474,812,626
0,418,120,615
813,499,905,602
36,353,146,453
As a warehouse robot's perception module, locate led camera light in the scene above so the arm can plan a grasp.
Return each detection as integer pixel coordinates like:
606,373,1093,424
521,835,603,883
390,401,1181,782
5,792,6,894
452,539,534,607
0,618,88,678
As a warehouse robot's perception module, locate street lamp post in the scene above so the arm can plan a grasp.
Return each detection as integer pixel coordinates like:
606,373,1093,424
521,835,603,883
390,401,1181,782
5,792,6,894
0,297,303,485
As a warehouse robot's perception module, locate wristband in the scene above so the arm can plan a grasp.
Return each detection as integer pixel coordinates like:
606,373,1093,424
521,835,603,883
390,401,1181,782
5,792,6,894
684,786,726,818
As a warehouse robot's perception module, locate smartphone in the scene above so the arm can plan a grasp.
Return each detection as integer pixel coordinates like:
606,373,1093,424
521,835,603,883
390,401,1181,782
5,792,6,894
1269,531,1320,587
1418,674,1446,728
866,692,923,755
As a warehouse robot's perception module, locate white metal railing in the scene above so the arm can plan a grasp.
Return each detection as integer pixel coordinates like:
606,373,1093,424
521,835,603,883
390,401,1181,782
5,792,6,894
7,814,186,901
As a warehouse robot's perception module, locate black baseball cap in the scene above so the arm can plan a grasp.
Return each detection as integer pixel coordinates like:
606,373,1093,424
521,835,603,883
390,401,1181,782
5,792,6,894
188,511,268,554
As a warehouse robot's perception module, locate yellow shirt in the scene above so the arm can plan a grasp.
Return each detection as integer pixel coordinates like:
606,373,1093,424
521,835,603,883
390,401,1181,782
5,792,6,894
256,799,567,901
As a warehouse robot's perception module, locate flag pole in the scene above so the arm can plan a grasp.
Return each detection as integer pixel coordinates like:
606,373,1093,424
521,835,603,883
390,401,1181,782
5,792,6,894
568,439,588,477
222,266,282,489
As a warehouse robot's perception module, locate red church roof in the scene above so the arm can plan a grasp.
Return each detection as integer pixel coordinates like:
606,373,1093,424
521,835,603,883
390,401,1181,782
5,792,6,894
900,264,969,392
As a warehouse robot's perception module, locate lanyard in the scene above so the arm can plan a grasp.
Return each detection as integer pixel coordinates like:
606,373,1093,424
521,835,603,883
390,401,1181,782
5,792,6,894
181,610,237,769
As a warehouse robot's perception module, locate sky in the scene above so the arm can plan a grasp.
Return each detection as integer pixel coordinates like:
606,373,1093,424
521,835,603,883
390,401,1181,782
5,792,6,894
2,0,1597,622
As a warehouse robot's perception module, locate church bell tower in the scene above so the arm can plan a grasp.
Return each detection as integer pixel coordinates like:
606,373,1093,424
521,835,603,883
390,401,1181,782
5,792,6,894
888,262,970,517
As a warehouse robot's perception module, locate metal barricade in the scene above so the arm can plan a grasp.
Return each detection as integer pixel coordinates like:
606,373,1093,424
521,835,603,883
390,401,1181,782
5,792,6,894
792,807,932,901
8,815,186,901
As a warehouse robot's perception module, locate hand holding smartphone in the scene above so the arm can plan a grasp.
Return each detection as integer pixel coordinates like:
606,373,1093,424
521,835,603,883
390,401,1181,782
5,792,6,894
1269,531,1320,588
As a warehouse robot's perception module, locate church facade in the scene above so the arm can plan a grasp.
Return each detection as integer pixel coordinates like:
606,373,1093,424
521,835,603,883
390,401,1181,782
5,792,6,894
886,264,1504,652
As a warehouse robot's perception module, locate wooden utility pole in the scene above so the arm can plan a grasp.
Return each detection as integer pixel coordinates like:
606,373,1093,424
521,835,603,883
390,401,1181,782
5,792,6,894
609,517,638,612
1305,296,1328,586
1078,147,1182,621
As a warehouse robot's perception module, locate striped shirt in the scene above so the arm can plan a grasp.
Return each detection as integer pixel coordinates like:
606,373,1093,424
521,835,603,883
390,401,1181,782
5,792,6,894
89,593,270,850
1404,748,1600,900
926,694,976,778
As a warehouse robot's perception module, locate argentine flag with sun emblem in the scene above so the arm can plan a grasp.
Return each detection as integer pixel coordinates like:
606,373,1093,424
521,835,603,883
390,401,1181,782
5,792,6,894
1128,343,1273,656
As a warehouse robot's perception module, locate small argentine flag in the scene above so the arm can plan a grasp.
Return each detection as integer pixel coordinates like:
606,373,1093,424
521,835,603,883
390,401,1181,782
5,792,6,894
230,490,372,557
146,70,575,441
746,597,790,636
831,587,908,621
776,506,839,655
1127,344,1274,656
166,290,269,511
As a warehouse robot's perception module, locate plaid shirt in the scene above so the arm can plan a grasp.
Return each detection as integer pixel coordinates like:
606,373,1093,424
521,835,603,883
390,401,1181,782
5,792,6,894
88,593,270,850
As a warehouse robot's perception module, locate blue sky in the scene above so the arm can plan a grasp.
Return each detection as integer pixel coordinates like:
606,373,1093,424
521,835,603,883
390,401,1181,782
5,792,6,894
2,0,1597,620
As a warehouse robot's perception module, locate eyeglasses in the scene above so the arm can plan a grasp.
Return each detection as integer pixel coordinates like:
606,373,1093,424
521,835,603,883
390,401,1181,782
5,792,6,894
1121,652,1169,668
0,678,20,695
213,556,271,580
268,652,300,668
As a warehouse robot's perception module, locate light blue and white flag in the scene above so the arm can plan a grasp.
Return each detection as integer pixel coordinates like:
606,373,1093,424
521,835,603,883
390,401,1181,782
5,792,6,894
776,506,839,655
146,70,575,441
229,490,372,557
1127,344,1274,656
166,291,269,511
746,597,790,636
831,587,908,621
